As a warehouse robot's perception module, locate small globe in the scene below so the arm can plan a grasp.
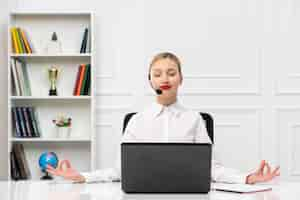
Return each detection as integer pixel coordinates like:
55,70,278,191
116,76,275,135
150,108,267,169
39,152,58,172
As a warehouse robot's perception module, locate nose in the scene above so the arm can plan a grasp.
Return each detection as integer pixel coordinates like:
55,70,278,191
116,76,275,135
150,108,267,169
161,73,169,82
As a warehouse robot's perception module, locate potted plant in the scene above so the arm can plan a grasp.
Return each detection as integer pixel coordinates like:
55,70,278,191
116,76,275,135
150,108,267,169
52,115,72,138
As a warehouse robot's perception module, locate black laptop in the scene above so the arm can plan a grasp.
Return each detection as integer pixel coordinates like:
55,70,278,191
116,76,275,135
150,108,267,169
121,143,212,193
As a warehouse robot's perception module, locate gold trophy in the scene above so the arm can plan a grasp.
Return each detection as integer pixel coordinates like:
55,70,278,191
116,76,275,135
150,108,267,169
48,66,59,96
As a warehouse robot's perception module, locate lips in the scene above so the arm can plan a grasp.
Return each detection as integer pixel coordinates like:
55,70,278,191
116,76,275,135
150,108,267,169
160,85,172,90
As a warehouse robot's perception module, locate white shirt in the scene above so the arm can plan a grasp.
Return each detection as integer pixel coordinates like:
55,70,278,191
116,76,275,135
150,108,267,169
81,101,249,183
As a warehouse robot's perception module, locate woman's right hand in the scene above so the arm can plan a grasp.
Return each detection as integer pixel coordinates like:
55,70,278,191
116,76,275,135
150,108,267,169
46,159,86,183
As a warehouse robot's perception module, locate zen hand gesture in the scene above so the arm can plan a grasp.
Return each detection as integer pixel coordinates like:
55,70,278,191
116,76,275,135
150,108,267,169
46,159,85,183
246,160,280,184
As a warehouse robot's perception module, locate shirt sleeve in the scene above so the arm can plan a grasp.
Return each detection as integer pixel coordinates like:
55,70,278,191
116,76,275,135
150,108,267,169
81,114,139,183
194,114,249,184
81,168,120,183
80,140,122,183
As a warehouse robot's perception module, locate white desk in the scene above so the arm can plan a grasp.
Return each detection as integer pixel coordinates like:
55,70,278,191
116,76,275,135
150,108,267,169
0,181,299,200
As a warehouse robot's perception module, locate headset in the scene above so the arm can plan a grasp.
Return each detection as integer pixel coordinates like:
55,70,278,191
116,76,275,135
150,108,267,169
148,73,162,95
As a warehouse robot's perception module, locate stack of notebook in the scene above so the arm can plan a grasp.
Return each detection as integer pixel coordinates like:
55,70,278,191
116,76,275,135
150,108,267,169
10,27,34,54
10,143,31,180
11,58,31,96
12,106,41,138
73,64,91,96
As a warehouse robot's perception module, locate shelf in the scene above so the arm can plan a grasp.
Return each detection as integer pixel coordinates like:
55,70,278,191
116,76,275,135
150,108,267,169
10,138,91,142
10,53,91,58
10,96,91,100
10,11,93,16
8,11,94,180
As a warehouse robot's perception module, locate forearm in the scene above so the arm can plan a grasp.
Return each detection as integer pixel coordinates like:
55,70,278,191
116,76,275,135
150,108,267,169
211,159,248,184
80,168,121,183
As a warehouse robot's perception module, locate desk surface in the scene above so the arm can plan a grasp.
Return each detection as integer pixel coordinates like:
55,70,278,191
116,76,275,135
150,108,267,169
0,181,299,200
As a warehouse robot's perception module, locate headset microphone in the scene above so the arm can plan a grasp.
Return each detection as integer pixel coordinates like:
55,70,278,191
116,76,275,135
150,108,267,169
155,89,163,95
149,74,163,95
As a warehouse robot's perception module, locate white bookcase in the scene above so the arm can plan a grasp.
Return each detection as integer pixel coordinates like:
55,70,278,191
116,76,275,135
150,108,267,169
7,11,95,180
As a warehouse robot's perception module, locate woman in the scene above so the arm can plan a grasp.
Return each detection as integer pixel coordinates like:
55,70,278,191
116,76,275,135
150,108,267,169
47,52,280,184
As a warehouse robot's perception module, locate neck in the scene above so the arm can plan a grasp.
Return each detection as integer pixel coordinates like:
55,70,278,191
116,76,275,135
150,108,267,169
156,95,177,106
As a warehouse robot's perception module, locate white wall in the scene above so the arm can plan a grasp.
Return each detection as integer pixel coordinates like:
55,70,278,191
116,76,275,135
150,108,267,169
1,0,299,180
0,0,14,180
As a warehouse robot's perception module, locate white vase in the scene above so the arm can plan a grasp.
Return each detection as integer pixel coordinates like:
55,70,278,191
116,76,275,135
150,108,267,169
56,127,71,138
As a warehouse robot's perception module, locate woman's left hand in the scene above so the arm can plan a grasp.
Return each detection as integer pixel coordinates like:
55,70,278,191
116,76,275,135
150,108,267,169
246,160,280,184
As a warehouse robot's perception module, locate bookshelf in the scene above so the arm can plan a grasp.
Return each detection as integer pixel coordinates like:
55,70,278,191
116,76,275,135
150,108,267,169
7,11,95,180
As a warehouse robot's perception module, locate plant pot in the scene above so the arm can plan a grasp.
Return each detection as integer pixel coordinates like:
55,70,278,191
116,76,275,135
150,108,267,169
56,127,71,138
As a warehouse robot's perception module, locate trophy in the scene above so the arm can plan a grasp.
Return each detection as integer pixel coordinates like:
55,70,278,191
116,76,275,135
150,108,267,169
48,66,59,96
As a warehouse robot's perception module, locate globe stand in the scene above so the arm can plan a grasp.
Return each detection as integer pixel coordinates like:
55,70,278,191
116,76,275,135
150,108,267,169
40,171,53,180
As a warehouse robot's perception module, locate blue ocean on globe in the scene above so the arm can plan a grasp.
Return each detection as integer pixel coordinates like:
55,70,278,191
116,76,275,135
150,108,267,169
39,152,58,171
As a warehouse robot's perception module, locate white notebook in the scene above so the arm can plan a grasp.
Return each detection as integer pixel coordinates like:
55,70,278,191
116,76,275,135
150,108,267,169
212,183,272,193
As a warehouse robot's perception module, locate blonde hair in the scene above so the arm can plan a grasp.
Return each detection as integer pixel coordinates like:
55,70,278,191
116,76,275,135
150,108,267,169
148,52,182,79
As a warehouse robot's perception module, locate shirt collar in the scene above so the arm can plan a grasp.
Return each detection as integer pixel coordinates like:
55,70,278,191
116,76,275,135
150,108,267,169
150,100,184,118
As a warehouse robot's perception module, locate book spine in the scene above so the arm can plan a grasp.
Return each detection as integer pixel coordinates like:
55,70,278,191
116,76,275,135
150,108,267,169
22,29,34,53
12,107,22,137
31,107,41,137
10,151,20,180
21,60,31,96
16,107,27,137
76,64,86,95
80,64,89,95
12,144,27,179
20,29,32,54
10,27,18,53
10,59,21,96
83,28,88,53
80,28,88,53
16,28,26,53
12,28,21,54
73,65,82,95
27,107,39,137
83,64,91,95
22,107,33,137
14,59,26,96
18,143,31,179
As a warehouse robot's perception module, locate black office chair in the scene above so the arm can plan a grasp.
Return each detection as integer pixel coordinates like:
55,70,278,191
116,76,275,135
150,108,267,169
122,112,214,143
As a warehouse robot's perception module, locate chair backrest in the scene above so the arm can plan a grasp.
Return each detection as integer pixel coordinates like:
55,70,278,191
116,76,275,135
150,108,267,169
122,112,214,143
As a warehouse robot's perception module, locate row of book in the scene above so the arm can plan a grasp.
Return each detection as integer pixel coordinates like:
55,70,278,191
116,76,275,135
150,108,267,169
11,58,31,96
80,28,90,53
10,27,34,54
12,107,41,138
11,143,31,180
73,64,91,95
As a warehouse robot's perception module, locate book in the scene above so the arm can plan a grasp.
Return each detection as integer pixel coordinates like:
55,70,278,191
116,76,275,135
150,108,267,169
20,29,32,53
212,183,272,193
22,107,33,137
13,58,31,96
73,65,83,95
10,59,21,96
14,28,23,54
13,143,31,179
80,28,88,53
10,28,19,53
16,28,26,53
20,59,32,96
76,64,86,95
14,59,25,95
80,64,90,95
16,107,27,137
10,151,21,180
27,107,40,137
83,64,91,95
12,107,22,137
